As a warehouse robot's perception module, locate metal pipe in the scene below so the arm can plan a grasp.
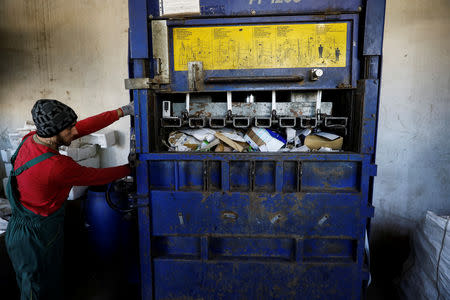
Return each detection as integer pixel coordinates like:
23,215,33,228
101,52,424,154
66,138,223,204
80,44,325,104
271,90,277,114
185,93,190,113
227,91,232,114
315,90,322,114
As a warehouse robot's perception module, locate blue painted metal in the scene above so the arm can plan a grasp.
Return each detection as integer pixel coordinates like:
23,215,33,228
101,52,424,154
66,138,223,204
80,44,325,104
127,0,385,299
200,0,362,17
150,0,362,18
363,0,386,56
129,0,149,59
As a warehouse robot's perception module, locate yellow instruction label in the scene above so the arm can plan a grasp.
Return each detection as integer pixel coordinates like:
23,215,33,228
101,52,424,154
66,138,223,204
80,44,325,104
173,23,347,71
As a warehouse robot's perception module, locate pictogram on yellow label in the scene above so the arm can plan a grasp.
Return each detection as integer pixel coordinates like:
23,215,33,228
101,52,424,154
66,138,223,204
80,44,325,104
173,23,347,71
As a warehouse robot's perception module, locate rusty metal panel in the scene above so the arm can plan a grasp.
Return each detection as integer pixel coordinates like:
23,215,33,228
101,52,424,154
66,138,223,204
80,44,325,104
301,161,361,192
151,20,170,84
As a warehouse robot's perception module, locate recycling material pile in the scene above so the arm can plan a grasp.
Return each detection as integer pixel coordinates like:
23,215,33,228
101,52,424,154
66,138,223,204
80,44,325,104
399,211,450,300
167,127,343,152
1,121,117,200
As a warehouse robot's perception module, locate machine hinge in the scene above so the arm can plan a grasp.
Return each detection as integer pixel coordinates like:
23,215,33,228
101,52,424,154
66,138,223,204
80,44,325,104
124,78,160,90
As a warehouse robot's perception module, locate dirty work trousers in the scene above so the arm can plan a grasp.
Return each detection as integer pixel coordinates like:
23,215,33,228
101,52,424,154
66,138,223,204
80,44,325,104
5,138,65,300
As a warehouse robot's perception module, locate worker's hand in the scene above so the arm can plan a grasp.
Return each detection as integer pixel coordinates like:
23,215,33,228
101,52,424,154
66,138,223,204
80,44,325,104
120,101,134,117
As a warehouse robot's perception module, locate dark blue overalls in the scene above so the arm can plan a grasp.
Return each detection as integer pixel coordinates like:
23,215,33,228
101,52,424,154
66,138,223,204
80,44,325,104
6,137,65,300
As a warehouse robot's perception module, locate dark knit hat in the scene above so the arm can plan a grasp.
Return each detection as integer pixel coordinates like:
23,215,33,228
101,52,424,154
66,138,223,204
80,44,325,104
31,99,78,137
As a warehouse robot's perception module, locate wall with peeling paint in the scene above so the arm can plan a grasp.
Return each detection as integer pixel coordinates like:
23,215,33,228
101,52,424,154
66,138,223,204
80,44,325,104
374,0,450,234
370,0,450,296
0,0,130,173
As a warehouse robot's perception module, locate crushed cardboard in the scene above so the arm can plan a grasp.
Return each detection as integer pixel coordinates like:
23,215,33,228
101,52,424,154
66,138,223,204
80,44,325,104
304,134,343,150
167,128,342,153
215,132,244,152
168,132,202,151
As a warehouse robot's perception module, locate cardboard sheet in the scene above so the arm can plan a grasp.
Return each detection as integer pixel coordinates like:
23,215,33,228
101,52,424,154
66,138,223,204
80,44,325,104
304,135,343,150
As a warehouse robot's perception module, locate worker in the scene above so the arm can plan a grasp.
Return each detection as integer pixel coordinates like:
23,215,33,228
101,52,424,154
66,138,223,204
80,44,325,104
5,99,134,300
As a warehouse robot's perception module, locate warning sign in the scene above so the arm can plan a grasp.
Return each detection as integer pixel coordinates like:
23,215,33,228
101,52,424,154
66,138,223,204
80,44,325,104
173,23,348,71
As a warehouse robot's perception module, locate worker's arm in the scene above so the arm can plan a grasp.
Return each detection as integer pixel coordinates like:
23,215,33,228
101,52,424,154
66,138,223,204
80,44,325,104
73,102,134,139
49,156,131,187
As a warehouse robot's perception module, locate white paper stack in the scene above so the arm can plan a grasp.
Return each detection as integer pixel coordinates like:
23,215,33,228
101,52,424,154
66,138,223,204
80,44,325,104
400,211,450,300
59,144,97,162
80,131,116,148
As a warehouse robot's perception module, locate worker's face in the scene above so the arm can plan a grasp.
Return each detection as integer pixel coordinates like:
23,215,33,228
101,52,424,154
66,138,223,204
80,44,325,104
55,123,78,147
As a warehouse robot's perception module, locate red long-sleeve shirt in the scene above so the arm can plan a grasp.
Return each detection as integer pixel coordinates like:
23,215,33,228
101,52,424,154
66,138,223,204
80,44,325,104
14,110,131,216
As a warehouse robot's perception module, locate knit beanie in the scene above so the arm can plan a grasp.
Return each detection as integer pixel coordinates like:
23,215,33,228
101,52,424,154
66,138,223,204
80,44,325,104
31,99,78,138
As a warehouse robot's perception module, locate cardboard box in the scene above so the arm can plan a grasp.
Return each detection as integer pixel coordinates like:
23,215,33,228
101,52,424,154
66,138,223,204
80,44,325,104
215,132,244,152
215,143,224,152
304,135,343,150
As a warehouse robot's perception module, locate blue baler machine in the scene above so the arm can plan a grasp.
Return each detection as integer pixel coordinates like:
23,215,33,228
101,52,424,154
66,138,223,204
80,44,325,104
126,0,386,299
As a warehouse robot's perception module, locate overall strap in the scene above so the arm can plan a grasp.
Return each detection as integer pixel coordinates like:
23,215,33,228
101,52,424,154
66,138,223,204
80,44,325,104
7,141,59,220
12,152,57,176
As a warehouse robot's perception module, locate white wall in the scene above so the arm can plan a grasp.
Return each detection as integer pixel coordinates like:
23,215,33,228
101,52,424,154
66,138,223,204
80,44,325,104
0,0,130,170
374,0,450,234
